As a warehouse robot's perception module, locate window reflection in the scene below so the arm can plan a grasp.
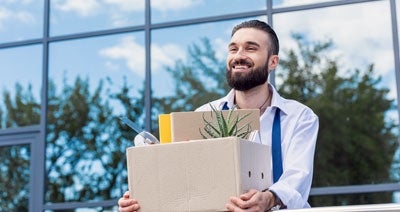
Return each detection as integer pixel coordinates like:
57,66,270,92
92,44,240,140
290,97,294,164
150,17,269,135
310,191,397,207
151,0,266,23
273,0,338,8
46,33,144,202
274,0,399,193
0,45,42,129
275,0,397,124
0,0,399,209
0,144,30,211
0,0,43,43
50,0,144,36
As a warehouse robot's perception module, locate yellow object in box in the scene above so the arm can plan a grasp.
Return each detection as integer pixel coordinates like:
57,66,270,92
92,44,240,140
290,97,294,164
158,114,171,143
126,137,271,212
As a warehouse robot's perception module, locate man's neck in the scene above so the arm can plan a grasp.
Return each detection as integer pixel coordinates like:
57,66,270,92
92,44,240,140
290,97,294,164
234,83,271,110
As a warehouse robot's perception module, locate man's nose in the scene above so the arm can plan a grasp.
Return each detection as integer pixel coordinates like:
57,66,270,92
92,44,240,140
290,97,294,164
233,48,247,60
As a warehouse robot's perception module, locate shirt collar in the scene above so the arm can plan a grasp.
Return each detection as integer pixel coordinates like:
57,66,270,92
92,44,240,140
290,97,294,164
221,83,288,115
269,84,288,115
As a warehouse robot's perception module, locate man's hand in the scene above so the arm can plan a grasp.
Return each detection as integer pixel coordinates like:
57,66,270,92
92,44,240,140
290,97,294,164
118,191,140,212
225,189,277,212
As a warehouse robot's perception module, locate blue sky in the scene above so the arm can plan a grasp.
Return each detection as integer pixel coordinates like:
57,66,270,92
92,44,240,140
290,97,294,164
0,0,399,124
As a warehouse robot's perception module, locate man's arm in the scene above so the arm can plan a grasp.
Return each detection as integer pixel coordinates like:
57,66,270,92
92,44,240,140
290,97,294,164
268,111,319,208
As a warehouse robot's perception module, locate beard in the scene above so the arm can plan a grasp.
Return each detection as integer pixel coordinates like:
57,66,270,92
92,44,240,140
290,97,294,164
226,58,269,91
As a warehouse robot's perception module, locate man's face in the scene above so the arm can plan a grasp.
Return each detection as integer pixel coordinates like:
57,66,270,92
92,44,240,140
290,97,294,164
226,28,275,91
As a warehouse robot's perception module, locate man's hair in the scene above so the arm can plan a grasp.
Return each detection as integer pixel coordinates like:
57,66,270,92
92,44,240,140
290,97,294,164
231,20,279,55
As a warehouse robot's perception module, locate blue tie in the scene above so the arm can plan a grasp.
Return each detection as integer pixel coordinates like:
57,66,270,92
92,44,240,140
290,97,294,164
272,108,282,183
221,102,229,110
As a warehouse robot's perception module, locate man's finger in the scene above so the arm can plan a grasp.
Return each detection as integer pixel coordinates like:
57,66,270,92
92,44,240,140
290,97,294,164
230,196,250,209
226,202,244,212
119,203,140,212
123,191,130,198
240,189,257,201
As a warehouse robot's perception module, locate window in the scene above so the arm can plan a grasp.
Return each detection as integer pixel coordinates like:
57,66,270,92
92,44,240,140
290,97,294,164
0,1,43,43
1,0,399,211
50,0,144,36
0,45,42,129
46,33,145,203
151,0,266,23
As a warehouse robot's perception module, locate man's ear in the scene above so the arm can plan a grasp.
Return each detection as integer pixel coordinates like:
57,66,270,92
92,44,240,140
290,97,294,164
268,55,279,71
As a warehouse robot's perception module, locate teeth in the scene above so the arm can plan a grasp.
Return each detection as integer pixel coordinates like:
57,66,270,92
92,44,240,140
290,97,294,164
234,65,249,69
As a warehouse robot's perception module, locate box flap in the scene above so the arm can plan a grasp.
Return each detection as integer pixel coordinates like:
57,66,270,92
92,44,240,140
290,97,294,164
170,109,260,142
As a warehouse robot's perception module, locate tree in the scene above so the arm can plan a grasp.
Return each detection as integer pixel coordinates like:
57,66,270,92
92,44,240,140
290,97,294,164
153,37,229,115
157,36,398,206
277,34,398,206
3,83,40,128
45,75,143,205
0,145,30,211
0,74,145,211
0,83,39,211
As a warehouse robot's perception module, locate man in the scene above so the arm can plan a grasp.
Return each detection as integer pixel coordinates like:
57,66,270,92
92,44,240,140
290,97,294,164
118,19,319,211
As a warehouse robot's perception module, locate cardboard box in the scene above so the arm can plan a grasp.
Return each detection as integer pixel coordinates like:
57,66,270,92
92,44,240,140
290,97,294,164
168,109,260,142
126,137,271,212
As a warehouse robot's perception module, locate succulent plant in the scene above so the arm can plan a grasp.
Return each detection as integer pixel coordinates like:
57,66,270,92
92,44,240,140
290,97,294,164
199,104,252,139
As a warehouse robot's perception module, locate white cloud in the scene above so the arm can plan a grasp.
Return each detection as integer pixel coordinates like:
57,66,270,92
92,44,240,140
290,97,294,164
109,13,129,27
151,0,203,12
214,38,228,62
51,0,201,26
99,36,145,76
151,43,186,70
99,36,185,77
0,6,34,30
0,7,12,26
14,10,34,23
104,61,120,72
103,0,202,12
52,0,101,16
103,0,144,12
278,0,334,7
273,0,399,105
276,1,393,83
50,0,203,28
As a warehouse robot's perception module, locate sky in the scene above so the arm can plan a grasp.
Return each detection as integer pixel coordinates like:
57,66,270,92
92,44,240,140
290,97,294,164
0,0,399,121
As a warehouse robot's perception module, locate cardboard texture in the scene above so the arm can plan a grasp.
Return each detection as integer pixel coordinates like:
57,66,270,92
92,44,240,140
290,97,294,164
169,109,260,142
127,137,271,212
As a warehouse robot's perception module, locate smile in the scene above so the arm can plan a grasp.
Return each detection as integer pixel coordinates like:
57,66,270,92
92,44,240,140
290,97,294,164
232,63,253,72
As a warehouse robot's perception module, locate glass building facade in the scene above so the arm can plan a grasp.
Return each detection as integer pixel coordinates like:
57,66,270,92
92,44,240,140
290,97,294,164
0,0,399,211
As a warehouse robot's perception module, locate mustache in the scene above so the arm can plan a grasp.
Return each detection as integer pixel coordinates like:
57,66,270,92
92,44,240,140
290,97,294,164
230,59,253,67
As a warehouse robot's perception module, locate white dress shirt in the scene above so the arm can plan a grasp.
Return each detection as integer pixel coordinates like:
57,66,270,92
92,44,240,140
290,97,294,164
195,83,319,209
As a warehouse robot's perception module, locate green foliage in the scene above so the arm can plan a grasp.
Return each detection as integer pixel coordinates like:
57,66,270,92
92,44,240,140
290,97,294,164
45,75,144,203
278,34,398,206
153,37,228,114
0,34,398,210
0,72,145,211
199,104,252,139
3,83,40,128
157,36,398,206
0,145,30,211
0,83,38,211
